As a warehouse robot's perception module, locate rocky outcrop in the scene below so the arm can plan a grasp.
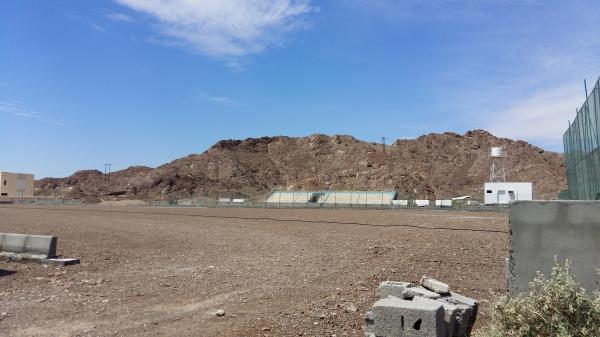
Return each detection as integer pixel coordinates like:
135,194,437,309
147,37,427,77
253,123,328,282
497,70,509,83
35,130,566,201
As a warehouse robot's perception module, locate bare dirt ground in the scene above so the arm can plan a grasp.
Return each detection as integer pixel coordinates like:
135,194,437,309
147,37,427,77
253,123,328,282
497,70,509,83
0,205,508,337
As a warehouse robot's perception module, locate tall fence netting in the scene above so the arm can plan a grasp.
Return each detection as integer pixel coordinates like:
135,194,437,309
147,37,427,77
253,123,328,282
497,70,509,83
563,78,600,200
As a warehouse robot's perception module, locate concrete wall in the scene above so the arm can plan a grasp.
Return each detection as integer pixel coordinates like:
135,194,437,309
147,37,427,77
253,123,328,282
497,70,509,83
0,172,34,198
509,200,600,293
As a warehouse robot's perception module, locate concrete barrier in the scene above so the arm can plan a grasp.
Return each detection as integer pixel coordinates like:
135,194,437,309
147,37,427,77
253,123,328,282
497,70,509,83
509,200,600,293
0,233,78,266
0,233,57,258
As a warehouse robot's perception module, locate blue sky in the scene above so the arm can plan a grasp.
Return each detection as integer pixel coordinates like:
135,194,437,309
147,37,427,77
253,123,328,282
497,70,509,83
1,0,600,178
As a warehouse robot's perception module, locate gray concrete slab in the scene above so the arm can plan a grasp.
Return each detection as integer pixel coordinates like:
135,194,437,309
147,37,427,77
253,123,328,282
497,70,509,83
509,201,600,293
0,252,79,266
402,287,442,300
378,281,414,299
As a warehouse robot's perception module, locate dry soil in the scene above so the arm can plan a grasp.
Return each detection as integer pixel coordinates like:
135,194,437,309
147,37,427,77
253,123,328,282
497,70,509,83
0,205,508,337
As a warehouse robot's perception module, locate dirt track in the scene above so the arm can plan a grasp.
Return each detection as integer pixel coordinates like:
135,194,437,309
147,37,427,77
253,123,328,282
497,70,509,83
0,205,508,337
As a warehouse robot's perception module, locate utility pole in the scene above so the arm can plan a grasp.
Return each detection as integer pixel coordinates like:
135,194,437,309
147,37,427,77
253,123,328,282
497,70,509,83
215,161,220,181
215,161,220,201
104,163,112,182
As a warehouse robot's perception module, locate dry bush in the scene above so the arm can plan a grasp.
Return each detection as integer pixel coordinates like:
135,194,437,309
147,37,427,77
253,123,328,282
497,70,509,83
477,261,600,337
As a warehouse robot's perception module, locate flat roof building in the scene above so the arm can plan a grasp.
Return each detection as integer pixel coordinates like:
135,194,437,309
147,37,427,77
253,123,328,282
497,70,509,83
484,182,533,205
0,172,34,198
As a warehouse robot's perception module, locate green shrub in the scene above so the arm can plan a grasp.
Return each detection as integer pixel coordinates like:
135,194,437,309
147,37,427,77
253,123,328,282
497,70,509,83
477,261,600,337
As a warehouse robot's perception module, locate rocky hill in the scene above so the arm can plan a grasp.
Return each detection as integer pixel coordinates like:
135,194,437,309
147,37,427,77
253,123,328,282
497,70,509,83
35,130,566,202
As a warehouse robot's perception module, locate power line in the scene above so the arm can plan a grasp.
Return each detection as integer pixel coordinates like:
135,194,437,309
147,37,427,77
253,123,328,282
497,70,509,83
2,206,509,234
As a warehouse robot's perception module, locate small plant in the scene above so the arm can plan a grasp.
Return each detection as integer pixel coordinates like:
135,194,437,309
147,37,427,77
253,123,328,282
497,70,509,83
477,261,600,337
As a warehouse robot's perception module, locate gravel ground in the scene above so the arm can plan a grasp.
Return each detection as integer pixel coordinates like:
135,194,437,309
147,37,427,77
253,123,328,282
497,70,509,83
0,205,508,337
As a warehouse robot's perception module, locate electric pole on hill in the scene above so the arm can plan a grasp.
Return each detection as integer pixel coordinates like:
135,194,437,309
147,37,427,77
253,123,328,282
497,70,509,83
104,163,112,182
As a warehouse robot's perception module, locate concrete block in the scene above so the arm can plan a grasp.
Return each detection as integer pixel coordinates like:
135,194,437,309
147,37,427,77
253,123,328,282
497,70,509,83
437,302,458,337
1,234,27,254
0,253,79,266
420,277,450,294
402,287,441,300
441,292,478,309
41,258,80,266
25,235,57,258
378,281,414,299
378,281,441,300
0,233,77,266
364,310,375,336
369,280,479,337
509,200,600,294
0,233,56,258
439,293,478,336
372,296,447,337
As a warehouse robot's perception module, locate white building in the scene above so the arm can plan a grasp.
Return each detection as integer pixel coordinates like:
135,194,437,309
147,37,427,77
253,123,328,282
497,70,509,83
415,200,430,207
0,172,34,198
484,182,533,205
435,200,452,207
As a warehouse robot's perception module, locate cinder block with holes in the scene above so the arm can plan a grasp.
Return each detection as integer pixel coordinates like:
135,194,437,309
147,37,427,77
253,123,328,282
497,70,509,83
370,296,447,337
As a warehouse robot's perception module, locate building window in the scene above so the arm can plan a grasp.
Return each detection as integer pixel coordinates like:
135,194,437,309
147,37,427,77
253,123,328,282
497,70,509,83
486,190,492,193
3,180,6,186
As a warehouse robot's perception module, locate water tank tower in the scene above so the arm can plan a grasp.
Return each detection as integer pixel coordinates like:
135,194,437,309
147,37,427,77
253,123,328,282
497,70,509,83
490,147,505,158
489,146,506,182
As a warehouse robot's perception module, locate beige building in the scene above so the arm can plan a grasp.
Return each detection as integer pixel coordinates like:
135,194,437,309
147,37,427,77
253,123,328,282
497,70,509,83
0,172,34,197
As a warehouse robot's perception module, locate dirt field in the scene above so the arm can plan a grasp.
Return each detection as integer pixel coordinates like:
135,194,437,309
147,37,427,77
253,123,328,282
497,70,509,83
0,205,508,337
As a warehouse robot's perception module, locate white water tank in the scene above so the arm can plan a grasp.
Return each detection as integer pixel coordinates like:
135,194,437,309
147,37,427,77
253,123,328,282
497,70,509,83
490,147,505,158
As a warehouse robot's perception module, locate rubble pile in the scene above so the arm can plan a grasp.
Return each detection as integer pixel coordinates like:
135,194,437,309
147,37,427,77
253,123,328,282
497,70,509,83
365,277,478,337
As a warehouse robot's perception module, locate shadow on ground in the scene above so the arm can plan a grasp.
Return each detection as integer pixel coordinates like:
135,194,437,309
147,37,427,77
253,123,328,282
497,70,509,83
0,269,17,277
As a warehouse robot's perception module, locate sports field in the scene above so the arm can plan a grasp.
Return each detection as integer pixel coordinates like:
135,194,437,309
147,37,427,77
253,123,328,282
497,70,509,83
0,205,508,337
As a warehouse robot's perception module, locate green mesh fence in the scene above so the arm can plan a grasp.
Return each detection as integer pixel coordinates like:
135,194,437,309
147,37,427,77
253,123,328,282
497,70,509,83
563,77,600,200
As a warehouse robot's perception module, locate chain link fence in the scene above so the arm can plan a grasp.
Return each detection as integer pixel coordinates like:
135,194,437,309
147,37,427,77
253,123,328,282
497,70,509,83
147,196,499,211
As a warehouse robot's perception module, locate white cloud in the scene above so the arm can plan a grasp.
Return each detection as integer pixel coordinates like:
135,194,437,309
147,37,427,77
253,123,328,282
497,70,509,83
0,101,73,126
485,84,583,148
210,96,237,105
0,101,42,119
191,90,237,106
107,12,133,22
89,21,106,32
114,0,316,59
